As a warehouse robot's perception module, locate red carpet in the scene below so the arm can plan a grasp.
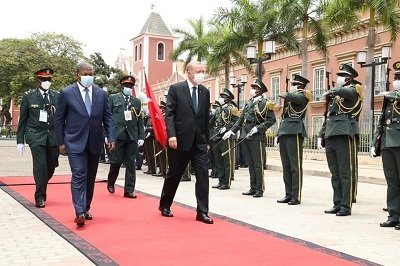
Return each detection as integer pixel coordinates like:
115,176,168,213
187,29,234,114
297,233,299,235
0,175,377,266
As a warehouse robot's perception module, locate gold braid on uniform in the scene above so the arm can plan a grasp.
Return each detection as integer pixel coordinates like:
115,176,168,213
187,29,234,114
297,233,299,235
221,106,232,124
254,98,275,124
130,106,142,118
333,86,363,119
285,90,310,119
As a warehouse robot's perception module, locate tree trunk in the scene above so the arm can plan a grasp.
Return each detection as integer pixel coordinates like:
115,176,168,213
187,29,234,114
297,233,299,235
301,19,309,80
224,63,230,91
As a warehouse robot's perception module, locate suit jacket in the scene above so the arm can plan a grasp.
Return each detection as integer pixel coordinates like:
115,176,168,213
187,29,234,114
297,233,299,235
108,92,144,141
54,83,116,155
165,80,210,152
16,88,59,146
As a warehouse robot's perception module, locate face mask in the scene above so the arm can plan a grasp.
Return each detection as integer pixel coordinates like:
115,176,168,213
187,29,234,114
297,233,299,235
193,73,205,84
393,80,400,90
218,97,225,105
122,87,132,96
41,81,51,90
290,85,298,92
250,88,257,97
80,75,94,88
336,76,346,87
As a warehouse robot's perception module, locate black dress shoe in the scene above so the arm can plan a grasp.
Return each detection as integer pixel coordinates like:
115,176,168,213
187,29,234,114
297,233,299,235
380,220,399,227
324,207,340,214
277,197,291,203
159,207,173,217
288,199,301,205
180,176,191,182
196,212,214,224
395,224,400,230
212,184,221,189
74,214,85,227
218,184,230,190
35,199,45,208
242,190,256,196
336,209,351,216
124,192,137,199
352,198,357,203
383,207,388,212
107,185,115,194
153,172,163,177
253,192,263,198
84,212,93,220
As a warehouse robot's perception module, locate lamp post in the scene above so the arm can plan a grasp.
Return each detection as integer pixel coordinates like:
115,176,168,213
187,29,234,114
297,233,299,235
229,74,248,109
246,40,276,80
356,45,391,148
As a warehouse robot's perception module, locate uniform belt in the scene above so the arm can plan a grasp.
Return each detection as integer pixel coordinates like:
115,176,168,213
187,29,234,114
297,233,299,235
327,112,352,118
245,120,260,125
386,117,400,125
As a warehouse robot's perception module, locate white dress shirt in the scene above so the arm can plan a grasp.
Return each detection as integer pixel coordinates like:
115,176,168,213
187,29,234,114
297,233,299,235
77,82,92,103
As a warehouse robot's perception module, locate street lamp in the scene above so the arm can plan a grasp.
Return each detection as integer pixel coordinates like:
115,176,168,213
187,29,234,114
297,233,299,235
356,45,391,148
246,40,276,80
230,74,248,109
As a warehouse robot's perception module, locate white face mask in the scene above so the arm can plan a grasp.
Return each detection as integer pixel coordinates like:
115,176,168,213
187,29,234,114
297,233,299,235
122,87,132,96
290,85,298,92
193,73,205,84
336,76,346,87
41,81,51,90
218,97,225,105
393,80,400,90
250,88,257,97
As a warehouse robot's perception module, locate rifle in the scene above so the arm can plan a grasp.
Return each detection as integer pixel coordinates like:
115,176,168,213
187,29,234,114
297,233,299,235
285,64,289,92
320,70,332,148
373,98,389,157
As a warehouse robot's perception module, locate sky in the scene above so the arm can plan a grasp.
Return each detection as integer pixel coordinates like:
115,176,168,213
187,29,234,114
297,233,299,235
0,0,232,65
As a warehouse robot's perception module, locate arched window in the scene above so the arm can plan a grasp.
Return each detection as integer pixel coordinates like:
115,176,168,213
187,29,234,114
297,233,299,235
157,42,165,61
139,43,142,61
134,45,138,62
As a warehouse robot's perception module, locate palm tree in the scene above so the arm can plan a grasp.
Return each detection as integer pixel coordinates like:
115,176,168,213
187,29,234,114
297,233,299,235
324,0,400,111
214,0,300,80
169,17,213,67
275,0,329,79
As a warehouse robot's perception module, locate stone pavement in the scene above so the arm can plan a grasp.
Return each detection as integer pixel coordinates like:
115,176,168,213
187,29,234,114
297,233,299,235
0,138,398,265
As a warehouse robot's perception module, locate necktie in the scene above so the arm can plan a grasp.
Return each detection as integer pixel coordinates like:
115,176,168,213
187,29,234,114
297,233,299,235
43,92,49,105
84,88,91,115
125,96,130,109
192,86,198,112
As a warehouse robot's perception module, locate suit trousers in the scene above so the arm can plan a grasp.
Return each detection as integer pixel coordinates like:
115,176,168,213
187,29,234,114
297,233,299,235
325,135,354,211
382,148,400,222
278,135,304,201
30,144,59,202
160,145,209,213
108,139,138,192
68,148,100,215
243,139,265,194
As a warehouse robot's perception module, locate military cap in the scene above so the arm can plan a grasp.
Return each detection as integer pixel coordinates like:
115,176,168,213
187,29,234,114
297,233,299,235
35,68,54,78
159,100,166,108
220,88,235,100
291,74,309,86
393,61,400,75
211,100,220,108
120,75,136,85
251,79,268,93
337,64,358,78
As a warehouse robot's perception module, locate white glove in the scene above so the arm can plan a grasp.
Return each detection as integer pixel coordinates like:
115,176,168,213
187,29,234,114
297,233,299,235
104,137,109,144
248,127,258,136
274,137,279,147
222,130,234,140
138,139,144,147
378,91,390,96
370,146,376,157
317,138,324,150
219,127,227,134
145,132,151,139
17,144,25,156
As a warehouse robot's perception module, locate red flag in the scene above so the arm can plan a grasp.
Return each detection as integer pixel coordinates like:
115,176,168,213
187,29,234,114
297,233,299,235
144,72,167,148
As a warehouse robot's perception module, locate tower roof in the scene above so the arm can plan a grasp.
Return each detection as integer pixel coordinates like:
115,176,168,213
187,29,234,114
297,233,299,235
137,12,173,37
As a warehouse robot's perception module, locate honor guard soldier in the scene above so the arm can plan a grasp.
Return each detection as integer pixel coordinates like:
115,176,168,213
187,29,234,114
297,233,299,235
16,68,59,208
209,101,221,179
276,74,312,205
210,89,239,190
106,75,144,198
155,101,168,178
319,64,363,216
144,116,157,175
372,61,400,229
223,79,276,197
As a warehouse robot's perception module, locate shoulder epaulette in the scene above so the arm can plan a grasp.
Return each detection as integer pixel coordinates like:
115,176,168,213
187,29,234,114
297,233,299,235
355,84,364,101
230,106,240,116
305,90,313,102
266,99,275,110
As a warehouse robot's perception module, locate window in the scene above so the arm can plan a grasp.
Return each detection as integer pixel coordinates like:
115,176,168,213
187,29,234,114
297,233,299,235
238,86,245,109
374,56,388,95
313,67,325,101
157,42,165,61
312,116,324,137
134,45,138,62
139,43,142,61
270,76,280,105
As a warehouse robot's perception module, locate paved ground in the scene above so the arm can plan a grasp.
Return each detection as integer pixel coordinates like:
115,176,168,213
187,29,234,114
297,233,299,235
0,137,398,265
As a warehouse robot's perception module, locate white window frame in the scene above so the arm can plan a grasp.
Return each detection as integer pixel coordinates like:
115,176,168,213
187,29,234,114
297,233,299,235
156,42,165,61
313,66,325,101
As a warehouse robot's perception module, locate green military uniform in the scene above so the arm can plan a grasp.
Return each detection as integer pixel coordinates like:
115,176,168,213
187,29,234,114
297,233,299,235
156,101,167,177
209,89,239,189
374,61,400,229
229,79,276,197
107,76,144,197
320,64,362,216
277,74,312,205
144,118,157,175
208,101,220,179
16,68,59,207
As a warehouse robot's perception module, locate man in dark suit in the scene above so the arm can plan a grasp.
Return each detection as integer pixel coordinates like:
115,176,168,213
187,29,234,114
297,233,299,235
55,62,116,227
16,68,59,208
106,75,144,198
159,61,213,224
